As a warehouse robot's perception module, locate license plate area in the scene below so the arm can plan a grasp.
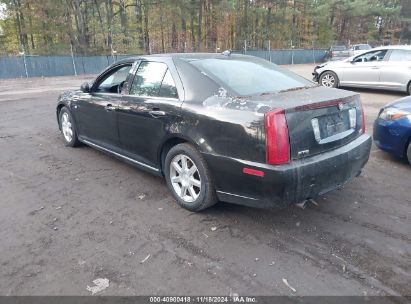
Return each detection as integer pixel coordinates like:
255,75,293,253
311,109,356,144
321,112,350,138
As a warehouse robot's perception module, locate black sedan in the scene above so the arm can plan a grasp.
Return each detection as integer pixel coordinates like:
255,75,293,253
56,53,372,211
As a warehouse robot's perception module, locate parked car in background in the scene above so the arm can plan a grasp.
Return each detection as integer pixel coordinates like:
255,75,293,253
349,44,372,56
313,45,411,95
374,96,411,164
325,45,350,61
56,53,371,211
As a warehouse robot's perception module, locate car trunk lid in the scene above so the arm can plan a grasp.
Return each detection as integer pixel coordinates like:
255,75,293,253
252,86,364,160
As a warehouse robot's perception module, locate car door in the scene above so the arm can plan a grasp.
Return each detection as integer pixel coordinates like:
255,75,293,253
74,63,132,151
379,49,411,91
341,49,388,88
117,59,184,169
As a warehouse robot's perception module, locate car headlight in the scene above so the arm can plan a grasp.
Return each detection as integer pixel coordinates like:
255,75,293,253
379,108,410,121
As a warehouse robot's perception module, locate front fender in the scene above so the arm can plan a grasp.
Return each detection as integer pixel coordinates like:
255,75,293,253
56,90,80,129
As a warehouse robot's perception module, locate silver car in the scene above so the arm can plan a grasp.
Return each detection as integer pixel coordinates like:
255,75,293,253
349,43,372,56
313,45,411,95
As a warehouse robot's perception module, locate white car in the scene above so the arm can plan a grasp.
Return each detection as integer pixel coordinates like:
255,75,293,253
349,44,372,56
313,45,411,95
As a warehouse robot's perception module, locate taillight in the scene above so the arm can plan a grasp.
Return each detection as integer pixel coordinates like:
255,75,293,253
265,108,290,164
361,106,366,134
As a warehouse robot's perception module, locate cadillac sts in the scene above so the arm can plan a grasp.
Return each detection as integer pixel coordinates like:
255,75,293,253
56,54,371,211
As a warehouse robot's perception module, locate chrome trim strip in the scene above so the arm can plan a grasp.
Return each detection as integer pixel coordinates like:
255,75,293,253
81,139,160,172
127,94,179,102
216,190,258,201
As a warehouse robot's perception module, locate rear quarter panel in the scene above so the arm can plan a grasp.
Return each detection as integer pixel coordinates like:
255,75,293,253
178,102,266,163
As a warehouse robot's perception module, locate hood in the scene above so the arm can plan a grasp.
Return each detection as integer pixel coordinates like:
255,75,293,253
386,96,411,112
317,57,352,69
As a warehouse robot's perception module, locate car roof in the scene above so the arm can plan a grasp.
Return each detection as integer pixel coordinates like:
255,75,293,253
372,45,411,51
114,53,254,65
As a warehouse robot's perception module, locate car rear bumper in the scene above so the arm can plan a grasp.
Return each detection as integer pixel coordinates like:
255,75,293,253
203,134,372,208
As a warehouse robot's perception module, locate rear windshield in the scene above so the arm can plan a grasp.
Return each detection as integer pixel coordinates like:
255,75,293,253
356,44,371,50
189,57,313,96
331,46,347,51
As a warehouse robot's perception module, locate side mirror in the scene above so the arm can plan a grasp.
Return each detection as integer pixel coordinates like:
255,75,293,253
80,82,90,93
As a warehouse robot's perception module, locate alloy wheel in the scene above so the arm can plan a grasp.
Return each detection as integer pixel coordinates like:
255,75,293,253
170,154,202,203
61,112,73,143
321,73,335,87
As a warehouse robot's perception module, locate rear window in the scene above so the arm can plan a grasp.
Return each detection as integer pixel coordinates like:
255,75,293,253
389,50,411,61
331,46,347,51
357,44,371,50
189,57,313,96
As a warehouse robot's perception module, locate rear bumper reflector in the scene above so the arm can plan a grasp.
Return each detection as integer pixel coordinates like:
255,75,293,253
243,167,265,177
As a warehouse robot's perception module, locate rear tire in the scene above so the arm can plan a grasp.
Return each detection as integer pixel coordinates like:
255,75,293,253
59,107,80,147
407,81,411,96
319,71,339,88
407,141,411,165
164,143,218,212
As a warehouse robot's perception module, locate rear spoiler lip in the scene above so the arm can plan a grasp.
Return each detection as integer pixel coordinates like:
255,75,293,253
294,95,358,112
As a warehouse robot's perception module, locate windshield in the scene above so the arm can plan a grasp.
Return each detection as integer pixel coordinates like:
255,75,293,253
189,57,313,96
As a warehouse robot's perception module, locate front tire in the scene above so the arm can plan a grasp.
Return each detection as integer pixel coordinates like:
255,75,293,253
407,82,411,96
59,107,80,147
164,143,217,212
407,141,411,165
319,71,339,88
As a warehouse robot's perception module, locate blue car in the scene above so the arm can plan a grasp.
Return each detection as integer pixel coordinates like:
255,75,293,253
373,96,411,164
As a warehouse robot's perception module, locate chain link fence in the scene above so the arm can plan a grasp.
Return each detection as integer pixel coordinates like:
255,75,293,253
0,49,327,79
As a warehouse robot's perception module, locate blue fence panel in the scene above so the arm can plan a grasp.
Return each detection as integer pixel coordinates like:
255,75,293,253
0,50,326,79
0,56,27,78
238,49,327,64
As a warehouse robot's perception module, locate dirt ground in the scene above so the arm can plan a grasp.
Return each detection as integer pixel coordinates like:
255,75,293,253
0,65,410,297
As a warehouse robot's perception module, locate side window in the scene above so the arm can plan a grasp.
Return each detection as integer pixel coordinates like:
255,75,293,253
130,61,167,96
389,50,411,62
354,50,387,63
96,65,132,93
159,69,178,98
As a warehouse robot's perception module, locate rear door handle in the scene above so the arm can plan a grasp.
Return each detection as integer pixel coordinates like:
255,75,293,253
371,66,381,69
149,110,166,117
105,104,117,111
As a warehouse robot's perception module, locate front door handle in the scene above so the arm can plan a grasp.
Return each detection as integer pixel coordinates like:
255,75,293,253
105,104,117,111
371,66,381,69
149,110,166,117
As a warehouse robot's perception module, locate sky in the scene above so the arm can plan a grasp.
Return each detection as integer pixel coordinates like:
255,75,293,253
0,3,6,20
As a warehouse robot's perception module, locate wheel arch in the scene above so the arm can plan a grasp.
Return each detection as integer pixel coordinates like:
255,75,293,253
158,135,201,176
403,133,411,159
318,69,340,88
319,69,340,80
56,102,81,137
56,103,68,129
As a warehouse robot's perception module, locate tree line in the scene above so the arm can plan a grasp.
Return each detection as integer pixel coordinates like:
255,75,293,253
0,0,410,56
